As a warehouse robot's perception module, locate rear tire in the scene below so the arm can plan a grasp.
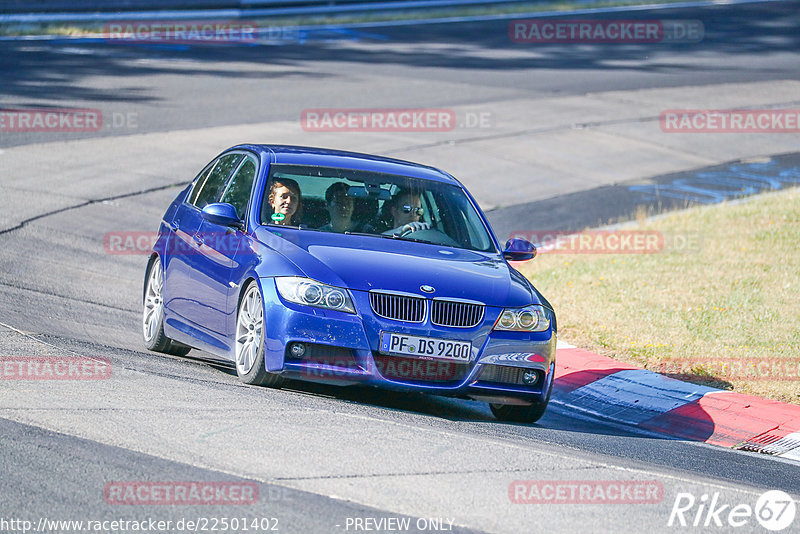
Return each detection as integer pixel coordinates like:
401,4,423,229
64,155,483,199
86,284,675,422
234,281,284,388
143,256,191,357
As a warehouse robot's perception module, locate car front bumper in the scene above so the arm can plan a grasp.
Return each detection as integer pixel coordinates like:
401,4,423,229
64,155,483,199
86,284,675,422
260,278,556,403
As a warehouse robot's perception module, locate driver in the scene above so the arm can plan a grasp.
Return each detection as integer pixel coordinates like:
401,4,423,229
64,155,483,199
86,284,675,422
382,190,430,236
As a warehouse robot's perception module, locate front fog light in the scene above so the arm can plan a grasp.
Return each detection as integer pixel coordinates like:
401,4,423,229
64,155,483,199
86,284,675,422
290,342,306,358
521,370,538,385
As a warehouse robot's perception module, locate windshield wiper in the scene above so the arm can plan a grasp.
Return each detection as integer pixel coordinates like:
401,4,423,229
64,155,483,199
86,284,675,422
343,231,386,238
390,234,432,244
342,231,429,244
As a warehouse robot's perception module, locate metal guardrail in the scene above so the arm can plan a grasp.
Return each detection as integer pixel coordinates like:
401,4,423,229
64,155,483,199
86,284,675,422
0,1,372,13
0,0,536,24
0,0,531,15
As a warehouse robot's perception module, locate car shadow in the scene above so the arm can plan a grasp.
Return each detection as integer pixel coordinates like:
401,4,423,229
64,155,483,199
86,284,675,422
281,378,497,421
171,349,731,444
175,351,494,420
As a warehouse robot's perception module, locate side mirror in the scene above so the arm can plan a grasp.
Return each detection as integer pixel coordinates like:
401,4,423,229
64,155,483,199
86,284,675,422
201,203,244,229
503,238,536,261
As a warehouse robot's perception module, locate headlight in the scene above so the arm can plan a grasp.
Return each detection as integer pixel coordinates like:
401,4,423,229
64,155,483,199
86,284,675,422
274,277,356,314
493,305,550,332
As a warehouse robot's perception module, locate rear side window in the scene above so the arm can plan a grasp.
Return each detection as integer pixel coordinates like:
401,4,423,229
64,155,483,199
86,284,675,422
188,153,243,209
220,156,258,219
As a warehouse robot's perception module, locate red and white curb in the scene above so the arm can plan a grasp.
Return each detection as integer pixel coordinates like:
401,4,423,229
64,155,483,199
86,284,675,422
553,341,800,461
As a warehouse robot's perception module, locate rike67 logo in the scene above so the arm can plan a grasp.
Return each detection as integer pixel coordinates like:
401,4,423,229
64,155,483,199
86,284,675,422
668,490,796,531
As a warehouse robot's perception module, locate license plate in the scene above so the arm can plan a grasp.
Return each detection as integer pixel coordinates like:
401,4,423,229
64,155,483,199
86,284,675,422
379,332,471,362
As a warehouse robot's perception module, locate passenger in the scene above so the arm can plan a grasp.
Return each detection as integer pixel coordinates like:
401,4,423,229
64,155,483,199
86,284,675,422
267,178,302,226
319,182,359,233
382,189,430,235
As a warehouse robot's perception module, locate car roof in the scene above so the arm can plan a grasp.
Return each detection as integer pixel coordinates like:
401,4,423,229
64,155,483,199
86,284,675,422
231,144,461,186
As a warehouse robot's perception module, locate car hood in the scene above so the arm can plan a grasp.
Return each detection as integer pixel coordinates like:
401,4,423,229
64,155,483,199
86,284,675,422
254,228,537,307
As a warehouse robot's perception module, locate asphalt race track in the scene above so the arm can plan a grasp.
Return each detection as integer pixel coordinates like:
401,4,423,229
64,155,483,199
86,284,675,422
1,1,799,532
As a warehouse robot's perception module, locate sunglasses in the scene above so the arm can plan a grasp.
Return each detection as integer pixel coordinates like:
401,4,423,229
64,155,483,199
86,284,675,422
401,204,424,216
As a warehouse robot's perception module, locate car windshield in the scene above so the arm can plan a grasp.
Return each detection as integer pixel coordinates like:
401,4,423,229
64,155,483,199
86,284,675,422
260,164,496,253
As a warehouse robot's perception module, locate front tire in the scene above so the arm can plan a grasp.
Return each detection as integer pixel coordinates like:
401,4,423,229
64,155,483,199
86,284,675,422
490,399,549,423
143,256,190,357
235,281,284,388
490,366,553,423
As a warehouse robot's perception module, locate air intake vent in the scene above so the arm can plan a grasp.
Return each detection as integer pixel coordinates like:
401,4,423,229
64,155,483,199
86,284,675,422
479,365,542,386
369,292,425,323
373,354,469,384
431,300,484,328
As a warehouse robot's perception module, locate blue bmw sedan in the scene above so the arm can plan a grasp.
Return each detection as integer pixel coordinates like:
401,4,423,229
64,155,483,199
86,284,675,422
142,145,557,422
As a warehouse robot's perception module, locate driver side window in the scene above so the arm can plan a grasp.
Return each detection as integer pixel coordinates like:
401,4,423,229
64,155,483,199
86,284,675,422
220,156,258,220
188,153,243,210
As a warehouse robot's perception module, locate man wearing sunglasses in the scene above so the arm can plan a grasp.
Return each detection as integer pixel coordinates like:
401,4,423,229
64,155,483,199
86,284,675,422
383,190,431,236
